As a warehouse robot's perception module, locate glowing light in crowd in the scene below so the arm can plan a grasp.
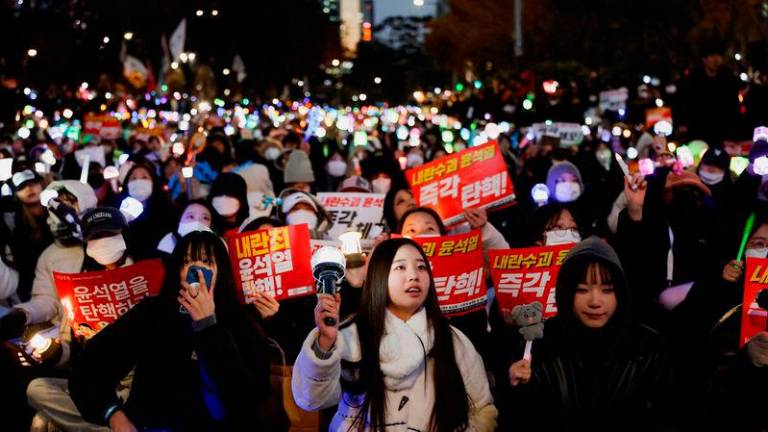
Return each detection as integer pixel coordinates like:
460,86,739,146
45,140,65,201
40,149,56,165
315,127,327,138
531,184,549,206
331,59,340,67
542,80,559,95
102,36,110,44
29,333,52,354
339,231,363,255
522,99,533,110
27,48,37,57
374,77,382,84
655,98,664,107
654,120,673,136
581,125,591,136
17,127,30,139
740,73,749,82
118,153,130,165
755,156,768,176
182,167,194,179
442,130,454,143
398,156,407,170
667,142,677,153
485,123,500,140
396,126,409,141
622,129,631,139
676,146,694,168
103,166,119,180
124,32,133,40
353,130,368,147
730,156,750,176
413,91,425,103
639,158,655,176
642,75,651,84
120,197,144,220
473,134,488,146
414,0,425,6
611,126,622,136
211,9,219,16
196,9,204,16
627,147,639,160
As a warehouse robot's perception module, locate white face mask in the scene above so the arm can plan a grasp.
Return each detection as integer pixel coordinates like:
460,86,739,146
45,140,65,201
545,229,581,246
286,209,318,230
554,181,581,203
699,170,724,186
746,247,768,259
86,235,126,265
406,154,424,168
212,196,241,217
326,160,347,178
127,179,153,201
372,177,392,194
596,149,612,170
264,147,281,161
178,221,210,237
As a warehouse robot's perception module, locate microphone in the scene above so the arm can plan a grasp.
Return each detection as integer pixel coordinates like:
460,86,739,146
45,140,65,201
311,246,346,326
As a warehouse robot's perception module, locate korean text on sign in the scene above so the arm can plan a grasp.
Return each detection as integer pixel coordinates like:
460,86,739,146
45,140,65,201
54,259,165,338
413,229,486,316
406,141,515,226
740,257,768,347
317,192,387,240
490,244,574,319
229,224,315,303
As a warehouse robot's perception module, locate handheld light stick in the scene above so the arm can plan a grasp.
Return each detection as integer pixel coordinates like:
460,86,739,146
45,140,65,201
79,155,90,185
311,246,346,326
737,213,757,262
615,153,637,191
182,166,194,200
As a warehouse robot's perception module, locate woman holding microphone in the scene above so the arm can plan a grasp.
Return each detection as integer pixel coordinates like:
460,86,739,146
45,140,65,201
292,238,497,431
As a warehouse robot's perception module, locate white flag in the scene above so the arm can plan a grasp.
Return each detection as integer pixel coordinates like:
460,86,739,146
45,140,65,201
124,55,148,88
232,54,247,83
170,19,186,61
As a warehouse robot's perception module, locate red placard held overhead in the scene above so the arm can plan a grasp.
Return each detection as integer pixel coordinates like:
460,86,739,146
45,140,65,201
406,141,515,226
83,113,122,139
228,224,315,303
490,244,574,319
412,230,486,316
741,257,768,347
54,259,165,338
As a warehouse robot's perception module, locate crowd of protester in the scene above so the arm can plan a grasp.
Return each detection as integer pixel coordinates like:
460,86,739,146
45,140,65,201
1,47,768,431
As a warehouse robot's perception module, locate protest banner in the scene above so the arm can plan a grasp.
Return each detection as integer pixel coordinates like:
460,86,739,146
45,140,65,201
599,87,629,113
412,230,486,316
229,224,315,303
530,122,584,147
83,113,121,139
54,259,165,338
489,244,574,319
317,192,386,240
406,141,515,226
645,107,673,129
741,257,768,347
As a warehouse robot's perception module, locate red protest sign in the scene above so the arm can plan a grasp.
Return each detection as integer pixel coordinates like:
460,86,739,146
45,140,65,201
645,107,673,129
406,141,515,226
489,244,574,319
412,230,486,316
229,224,315,303
83,113,121,139
54,259,165,338
740,257,768,347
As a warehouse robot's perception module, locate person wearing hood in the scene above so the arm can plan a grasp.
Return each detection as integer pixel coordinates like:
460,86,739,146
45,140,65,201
504,237,680,430
208,173,250,237
116,158,177,261
283,150,315,194
614,168,727,327
546,160,584,205
277,189,332,240
697,146,734,210
157,199,215,255
0,169,54,306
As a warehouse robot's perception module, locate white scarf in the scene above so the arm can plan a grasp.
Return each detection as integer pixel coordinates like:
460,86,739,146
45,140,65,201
378,308,434,391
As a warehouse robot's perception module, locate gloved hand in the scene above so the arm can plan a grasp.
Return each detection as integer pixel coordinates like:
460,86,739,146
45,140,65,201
0,308,27,340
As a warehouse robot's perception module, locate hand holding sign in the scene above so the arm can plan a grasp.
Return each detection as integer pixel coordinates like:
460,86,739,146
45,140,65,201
464,207,488,230
253,292,280,320
747,332,768,368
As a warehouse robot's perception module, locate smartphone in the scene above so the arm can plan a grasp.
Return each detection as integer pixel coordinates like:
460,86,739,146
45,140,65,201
179,266,214,314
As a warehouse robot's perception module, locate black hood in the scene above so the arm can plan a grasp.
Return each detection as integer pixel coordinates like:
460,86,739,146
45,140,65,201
555,236,632,331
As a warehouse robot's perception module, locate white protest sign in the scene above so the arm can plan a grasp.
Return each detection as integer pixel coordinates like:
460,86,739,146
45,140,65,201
317,192,387,241
599,87,629,113
531,122,584,147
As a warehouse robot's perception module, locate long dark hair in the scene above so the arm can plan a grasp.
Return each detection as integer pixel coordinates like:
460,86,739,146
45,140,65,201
160,230,242,318
347,238,469,431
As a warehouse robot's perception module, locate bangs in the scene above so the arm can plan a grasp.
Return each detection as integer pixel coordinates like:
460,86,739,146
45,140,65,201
579,261,614,286
179,232,217,263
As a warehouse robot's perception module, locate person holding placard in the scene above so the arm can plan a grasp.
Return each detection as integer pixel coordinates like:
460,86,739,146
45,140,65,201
292,237,497,431
69,231,271,431
506,237,680,430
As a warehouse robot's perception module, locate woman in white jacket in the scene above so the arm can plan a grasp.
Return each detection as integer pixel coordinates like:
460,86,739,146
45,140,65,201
292,237,497,431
